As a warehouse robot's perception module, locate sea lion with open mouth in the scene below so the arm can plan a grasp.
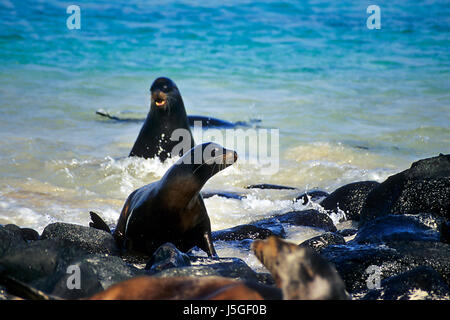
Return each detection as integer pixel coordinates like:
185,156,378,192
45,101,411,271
91,142,238,257
129,77,195,162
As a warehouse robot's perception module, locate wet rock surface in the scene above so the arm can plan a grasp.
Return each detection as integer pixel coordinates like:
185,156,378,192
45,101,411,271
294,190,329,205
212,224,275,241
320,181,380,221
362,266,450,300
360,153,450,224
299,232,346,253
41,222,119,256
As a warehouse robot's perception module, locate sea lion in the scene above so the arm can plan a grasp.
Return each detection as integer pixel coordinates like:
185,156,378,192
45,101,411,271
129,77,194,162
91,142,238,257
0,274,280,300
88,276,265,300
251,236,350,300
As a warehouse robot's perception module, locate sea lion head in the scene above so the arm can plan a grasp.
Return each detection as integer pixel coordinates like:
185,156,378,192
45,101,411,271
171,142,238,186
188,142,237,180
150,77,183,112
252,236,349,300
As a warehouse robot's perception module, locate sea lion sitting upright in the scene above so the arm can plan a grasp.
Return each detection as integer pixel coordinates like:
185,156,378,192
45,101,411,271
91,142,237,257
251,236,350,300
129,77,194,162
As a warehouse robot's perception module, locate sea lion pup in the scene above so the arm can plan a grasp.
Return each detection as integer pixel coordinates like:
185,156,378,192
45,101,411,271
129,77,195,162
91,142,238,257
251,236,350,300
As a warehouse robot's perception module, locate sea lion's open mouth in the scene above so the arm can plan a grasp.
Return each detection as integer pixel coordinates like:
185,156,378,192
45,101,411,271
155,98,166,107
152,90,168,108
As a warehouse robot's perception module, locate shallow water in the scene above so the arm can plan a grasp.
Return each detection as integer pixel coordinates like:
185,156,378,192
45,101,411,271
0,1,449,265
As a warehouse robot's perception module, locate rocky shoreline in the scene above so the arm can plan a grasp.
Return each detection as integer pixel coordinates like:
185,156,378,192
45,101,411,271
0,153,449,300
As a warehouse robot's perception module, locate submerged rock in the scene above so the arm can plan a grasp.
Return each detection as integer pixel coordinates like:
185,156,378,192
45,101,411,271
320,181,380,221
245,184,297,190
360,153,450,224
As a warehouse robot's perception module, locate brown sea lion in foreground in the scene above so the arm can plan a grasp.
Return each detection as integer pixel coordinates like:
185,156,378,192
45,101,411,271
90,142,238,257
251,236,350,300
0,274,280,300
88,276,267,300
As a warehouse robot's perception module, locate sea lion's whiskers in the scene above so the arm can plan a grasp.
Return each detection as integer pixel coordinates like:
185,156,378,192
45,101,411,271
192,154,228,174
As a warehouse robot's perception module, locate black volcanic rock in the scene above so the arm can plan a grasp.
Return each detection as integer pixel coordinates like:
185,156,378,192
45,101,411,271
0,225,26,257
360,154,450,224
145,242,191,273
299,232,346,253
353,215,440,244
212,224,275,241
49,253,143,299
441,220,450,244
320,181,380,221
250,209,337,235
41,222,119,256
294,190,329,205
276,209,337,232
153,256,259,282
363,266,450,300
3,224,39,242
321,240,450,294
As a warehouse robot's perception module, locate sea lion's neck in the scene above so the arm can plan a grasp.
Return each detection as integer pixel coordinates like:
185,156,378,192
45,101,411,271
158,165,204,210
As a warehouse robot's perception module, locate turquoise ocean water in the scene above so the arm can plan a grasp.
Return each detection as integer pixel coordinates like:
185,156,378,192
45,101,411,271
0,0,449,264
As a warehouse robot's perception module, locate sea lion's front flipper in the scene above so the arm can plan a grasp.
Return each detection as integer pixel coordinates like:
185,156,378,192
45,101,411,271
202,231,218,259
89,211,111,234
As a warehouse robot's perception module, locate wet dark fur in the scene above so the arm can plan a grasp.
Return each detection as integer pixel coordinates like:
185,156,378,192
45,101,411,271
92,143,237,257
129,77,194,162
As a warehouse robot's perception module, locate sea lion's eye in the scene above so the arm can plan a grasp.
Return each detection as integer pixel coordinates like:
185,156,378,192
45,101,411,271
163,85,169,91
212,148,221,157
